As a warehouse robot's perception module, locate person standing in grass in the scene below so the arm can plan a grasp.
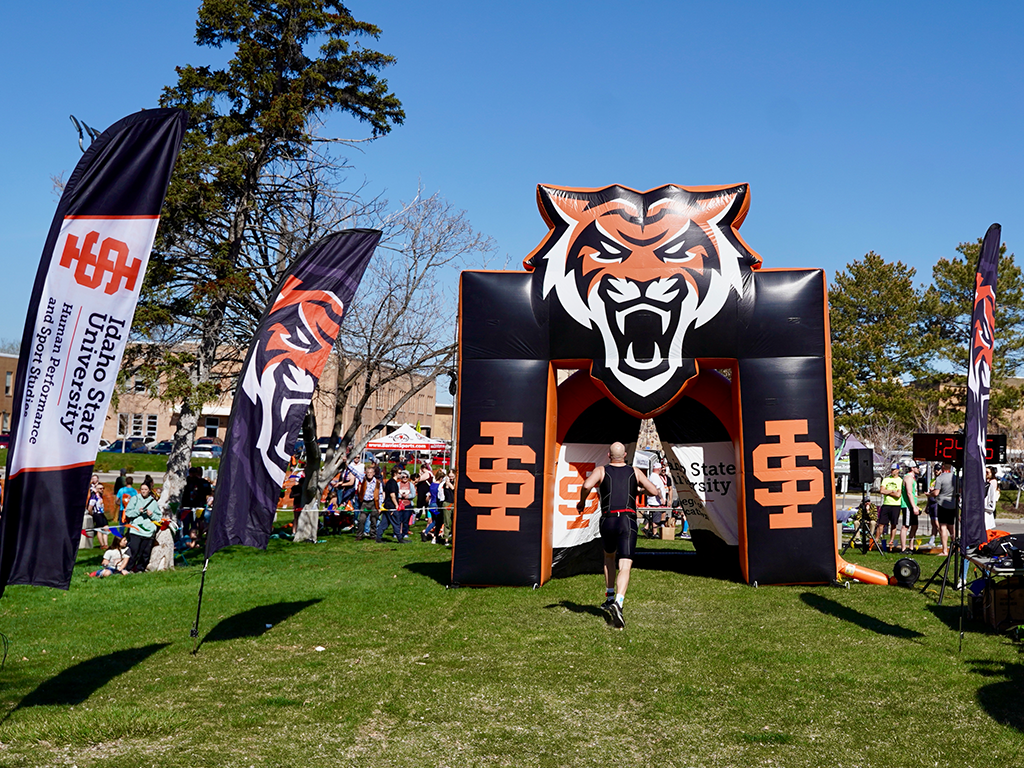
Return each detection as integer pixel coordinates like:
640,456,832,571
984,466,999,531
125,482,161,572
117,477,137,525
577,441,662,629
88,474,109,549
899,463,920,553
875,464,903,552
927,463,958,556
440,469,455,546
354,465,381,542
379,467,406,543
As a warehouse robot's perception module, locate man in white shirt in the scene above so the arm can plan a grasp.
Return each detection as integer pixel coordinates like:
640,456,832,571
646,462,668,537
647,463,667,506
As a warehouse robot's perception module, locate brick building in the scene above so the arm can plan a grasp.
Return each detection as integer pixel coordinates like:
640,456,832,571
101,351,438,446
0,352,17,434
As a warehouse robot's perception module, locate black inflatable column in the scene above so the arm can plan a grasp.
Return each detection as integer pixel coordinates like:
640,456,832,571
452,272,552,586
737,270,837,584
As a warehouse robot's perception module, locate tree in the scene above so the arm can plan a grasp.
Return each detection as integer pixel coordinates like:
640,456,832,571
291,191,495,540
862,415,910,470
829,251,933,432
921,238,1024,428
134,0,404,510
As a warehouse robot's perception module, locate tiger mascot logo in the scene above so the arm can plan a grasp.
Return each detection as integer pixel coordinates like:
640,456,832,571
241,274,345,487
525,184,761,415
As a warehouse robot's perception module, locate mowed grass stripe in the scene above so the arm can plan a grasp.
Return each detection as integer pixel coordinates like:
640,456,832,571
0,531,1020,767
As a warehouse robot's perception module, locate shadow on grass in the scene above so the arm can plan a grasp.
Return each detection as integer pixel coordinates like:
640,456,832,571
201,599,322,647
403,560,451,586
544,601,612,626
800,593,924,639
968,660,1024,733
12,643,169,712
633,549,743,582
925,601,975,633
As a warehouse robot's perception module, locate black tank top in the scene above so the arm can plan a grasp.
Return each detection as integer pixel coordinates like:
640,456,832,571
599,464,638,514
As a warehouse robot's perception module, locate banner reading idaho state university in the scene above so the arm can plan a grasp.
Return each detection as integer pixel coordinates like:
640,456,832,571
0,108,187,595
206,229,379,556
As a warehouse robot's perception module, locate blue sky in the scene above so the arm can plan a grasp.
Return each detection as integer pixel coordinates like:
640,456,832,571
2,0,1023,348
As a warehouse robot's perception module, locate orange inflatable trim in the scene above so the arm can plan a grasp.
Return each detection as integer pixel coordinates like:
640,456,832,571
836,557,893,586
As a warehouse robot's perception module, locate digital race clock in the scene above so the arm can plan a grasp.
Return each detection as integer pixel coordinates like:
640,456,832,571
911,433,1007,467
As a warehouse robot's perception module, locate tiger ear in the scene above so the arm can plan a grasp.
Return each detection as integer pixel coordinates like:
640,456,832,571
691,184,751,229
525,185,598,271
536,185,594,228
682,184,759,267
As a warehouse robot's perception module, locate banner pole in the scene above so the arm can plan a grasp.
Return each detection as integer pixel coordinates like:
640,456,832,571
190,557,211,655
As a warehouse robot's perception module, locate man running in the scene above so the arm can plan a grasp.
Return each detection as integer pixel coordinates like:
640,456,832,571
577,441,662,629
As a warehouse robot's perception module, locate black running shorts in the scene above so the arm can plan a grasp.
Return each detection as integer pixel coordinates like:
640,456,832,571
600,514,638,559
878,504,901,528
937,505,957,526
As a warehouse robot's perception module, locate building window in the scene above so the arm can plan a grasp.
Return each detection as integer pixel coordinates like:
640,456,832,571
117,413,130,437
146,414,158,439
205,416,220,438
4,371,11,397
134,376,147,393
2,412,8,432
131,413,144,437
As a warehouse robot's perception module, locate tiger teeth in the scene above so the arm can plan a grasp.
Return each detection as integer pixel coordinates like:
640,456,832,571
626,341,663,370
615,305,670,335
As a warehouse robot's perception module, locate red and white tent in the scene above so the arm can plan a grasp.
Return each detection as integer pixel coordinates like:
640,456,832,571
365,423,447,451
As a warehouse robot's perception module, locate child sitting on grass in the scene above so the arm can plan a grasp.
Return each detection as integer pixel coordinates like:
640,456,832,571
89,536,130,578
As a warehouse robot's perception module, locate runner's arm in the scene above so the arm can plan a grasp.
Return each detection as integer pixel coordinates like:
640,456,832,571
577,466,605,512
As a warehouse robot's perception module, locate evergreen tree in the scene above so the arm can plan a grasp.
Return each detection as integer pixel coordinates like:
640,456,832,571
829,251,932,432
922,238,1024,427
135,0,404,509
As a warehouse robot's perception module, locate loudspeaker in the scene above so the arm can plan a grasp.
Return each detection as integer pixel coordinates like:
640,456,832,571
849,448,873,486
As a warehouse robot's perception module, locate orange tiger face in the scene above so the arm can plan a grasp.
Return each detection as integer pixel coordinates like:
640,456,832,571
525,184,761,414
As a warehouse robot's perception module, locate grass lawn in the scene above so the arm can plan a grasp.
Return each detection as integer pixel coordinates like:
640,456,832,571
0,449,220,475
0,529,1020,767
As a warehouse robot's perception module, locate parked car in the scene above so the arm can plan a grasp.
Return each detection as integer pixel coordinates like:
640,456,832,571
148,440,175,455
191,443,223,459
0,434,10,449
102,439,150,453
998,470,1022,490
195,436,224,446
98,439,110,451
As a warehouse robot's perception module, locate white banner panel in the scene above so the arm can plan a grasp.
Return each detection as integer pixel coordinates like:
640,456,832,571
552,443,607,549
9,216,160,476
663,441,739,546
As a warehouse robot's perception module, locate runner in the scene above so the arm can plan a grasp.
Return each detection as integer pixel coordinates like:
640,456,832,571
577,441,661,629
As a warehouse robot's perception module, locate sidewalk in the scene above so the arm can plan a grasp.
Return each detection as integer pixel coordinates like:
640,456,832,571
994,518,1024,535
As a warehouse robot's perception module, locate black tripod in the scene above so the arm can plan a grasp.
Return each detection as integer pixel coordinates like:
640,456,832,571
919,515,962,605
841,487,885,556
920,468,965,605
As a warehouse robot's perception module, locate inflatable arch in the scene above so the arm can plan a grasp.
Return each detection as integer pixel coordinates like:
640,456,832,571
451,183,840,587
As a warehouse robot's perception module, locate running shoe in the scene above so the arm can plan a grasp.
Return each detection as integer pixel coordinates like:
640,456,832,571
600,596,615,611
609,602,625,629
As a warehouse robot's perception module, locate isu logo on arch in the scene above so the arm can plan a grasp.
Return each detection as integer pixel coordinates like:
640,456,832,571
752,419,823,530
465,421,536,532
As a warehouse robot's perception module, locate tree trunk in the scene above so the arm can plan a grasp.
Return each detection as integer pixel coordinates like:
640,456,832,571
161,401,199,513
294,407,321,543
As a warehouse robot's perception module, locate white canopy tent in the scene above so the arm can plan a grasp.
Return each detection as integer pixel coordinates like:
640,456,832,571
365,424,449,470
